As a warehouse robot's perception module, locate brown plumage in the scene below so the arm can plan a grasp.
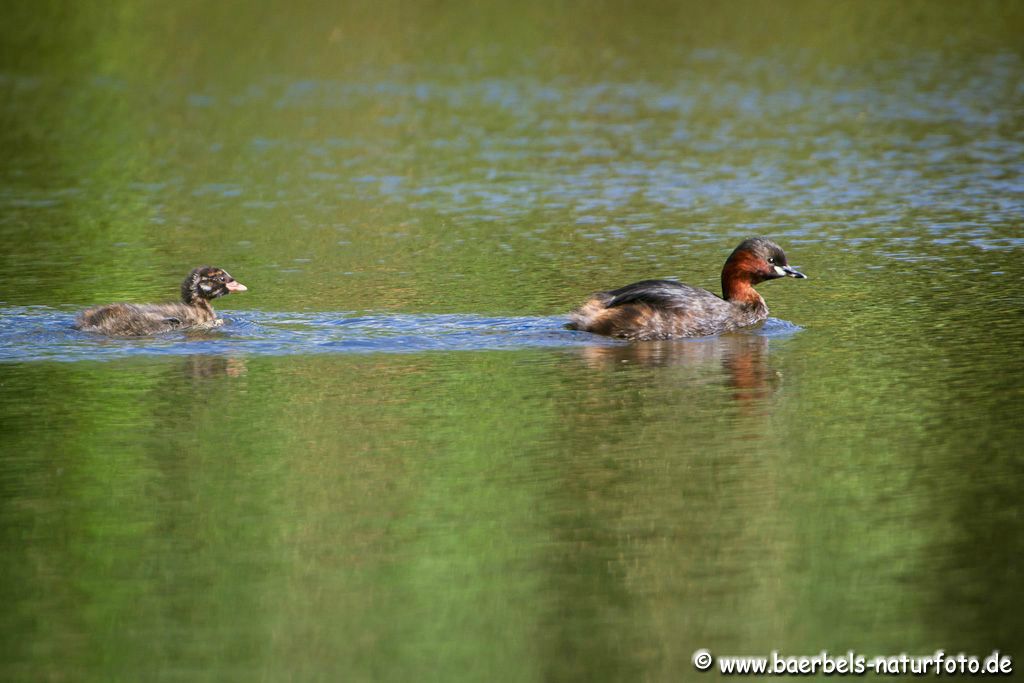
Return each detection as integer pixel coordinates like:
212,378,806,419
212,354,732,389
567,237,806,340
74,266,248,336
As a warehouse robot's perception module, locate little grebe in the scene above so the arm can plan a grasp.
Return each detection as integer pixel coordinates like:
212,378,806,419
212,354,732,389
74,266,247,336
567,237,806,340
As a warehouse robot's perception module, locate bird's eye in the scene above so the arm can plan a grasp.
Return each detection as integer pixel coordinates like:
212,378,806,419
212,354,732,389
768,257,776,264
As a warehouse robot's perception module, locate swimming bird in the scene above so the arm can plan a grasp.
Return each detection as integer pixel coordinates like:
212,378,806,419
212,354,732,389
567,237,806,340
74,266,247,336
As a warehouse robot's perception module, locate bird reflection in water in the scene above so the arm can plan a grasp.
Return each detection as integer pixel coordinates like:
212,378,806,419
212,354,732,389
182,355,248,379
576,334,780,405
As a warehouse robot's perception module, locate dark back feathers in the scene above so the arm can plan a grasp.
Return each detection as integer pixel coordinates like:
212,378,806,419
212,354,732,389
604,279,714,309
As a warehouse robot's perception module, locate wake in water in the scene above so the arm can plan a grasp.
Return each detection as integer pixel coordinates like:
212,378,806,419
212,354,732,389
0,307,802,362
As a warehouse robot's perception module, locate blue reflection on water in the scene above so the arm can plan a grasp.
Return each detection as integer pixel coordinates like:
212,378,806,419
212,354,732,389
0,308,801,362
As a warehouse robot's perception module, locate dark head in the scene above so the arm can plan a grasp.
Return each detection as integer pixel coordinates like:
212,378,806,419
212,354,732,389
181,266,248,305
721,237,806,302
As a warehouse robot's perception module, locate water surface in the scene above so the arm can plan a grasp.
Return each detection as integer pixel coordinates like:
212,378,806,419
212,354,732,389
1,2,1023,681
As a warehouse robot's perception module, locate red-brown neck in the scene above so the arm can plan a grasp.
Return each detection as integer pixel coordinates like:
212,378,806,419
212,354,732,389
721,252,766,305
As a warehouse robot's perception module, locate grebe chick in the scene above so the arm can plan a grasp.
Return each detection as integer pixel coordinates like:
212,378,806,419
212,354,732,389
74,266,247,336
567,237,806,340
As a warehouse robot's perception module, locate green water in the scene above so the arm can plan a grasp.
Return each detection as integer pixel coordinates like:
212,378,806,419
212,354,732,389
2,2,1023,680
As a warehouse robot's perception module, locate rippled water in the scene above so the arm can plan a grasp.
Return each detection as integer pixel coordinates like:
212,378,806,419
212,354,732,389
1,2,1023,681
0,307,805,362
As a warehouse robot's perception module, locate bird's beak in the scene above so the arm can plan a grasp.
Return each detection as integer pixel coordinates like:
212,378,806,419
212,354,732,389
774,265,807,279
226,280,248,292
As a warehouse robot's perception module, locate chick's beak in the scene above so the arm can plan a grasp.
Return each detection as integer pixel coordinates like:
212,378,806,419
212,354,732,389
774,264,807,279
226,279,248,292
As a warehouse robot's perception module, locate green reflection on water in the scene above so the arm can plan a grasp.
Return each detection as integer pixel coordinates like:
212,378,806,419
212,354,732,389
2,331,1020,679
2,1,1023,680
